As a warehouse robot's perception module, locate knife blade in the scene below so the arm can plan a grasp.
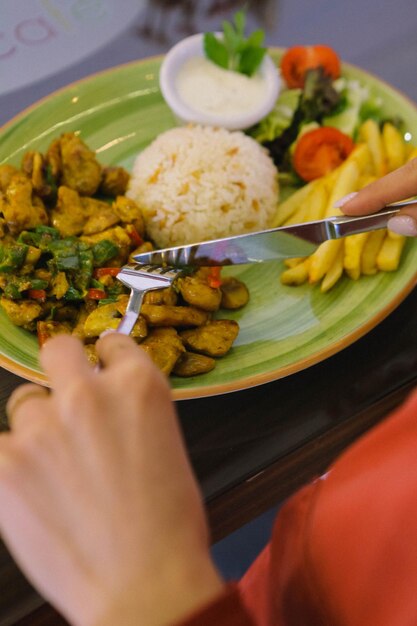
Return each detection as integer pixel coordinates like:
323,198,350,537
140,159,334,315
133,201,415,267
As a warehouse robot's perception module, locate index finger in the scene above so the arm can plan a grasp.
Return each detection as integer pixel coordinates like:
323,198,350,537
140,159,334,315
341,158,417,215
40,335,93,389
96,332,157,371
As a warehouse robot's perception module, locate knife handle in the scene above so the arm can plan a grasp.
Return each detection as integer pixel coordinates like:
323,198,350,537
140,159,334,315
328,199,417,239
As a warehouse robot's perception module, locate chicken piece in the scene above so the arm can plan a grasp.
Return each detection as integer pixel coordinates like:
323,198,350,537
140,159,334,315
0,218,7,239
83,300,147,339
81,225,132,265
173,351,216,377
137,303,209,327
178,275,221,312
50,272,70,299
59,132,101,196
0,296,42,330
100,167,130,197
112,196,145,236
0,173,48,235
143,287,177,306
0,164,19,192
45,138,62,179
140,328,185,375
71,305,92,340
84,343,99,366
220,277,250,310
37,320,72,345
51,186,87,237
180,319,239,357
83,301,121,337
128,241,154,263
34,268,52,282
81,197,119,235
20,246,42,275
21,151,54,198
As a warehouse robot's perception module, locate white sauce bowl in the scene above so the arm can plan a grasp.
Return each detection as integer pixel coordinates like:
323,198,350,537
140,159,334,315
159,33,281,131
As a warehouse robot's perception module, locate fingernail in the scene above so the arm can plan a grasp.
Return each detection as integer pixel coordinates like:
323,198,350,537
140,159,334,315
334,191,358,208
387,215,417,237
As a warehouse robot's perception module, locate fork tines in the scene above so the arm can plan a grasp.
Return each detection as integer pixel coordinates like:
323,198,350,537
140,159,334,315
135,264,183,278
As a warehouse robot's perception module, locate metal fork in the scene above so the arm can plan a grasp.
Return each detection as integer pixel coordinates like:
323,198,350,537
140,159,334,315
115,264,185,336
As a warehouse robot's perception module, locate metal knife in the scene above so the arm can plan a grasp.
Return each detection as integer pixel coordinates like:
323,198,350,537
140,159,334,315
133,201,416,267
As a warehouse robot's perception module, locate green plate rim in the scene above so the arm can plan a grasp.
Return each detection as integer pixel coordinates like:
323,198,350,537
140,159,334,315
1,50,417,400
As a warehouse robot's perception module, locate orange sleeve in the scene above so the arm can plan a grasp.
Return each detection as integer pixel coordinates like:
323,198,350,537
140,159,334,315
175,584,255,626
268,387,417,625
178,388,417,626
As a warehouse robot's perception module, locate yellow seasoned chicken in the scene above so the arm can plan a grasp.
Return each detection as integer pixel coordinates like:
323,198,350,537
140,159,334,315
51,186,86,237
173,351,216,377
0,296,43,330
59,132,102,196
178,275,222,311
180,319,239,357
140,328,185,375
0,173,48,234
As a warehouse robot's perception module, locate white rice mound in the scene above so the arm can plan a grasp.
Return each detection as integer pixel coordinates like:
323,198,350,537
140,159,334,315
127,125,279,248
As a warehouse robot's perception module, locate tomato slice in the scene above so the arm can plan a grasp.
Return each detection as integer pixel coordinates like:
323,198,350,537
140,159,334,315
293,127,354,182
93,267,121,278
126,224,144,247
207,267,222,289
87,288,107,300
27,288,47,302
281,45,341,88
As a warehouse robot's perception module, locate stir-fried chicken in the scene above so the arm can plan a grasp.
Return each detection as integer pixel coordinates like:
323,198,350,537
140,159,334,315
0,132,247,378
180,319,239,357
59,133,102,196
0,173,48,234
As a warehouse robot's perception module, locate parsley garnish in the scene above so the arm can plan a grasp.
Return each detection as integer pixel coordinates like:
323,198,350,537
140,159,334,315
203,10,267,77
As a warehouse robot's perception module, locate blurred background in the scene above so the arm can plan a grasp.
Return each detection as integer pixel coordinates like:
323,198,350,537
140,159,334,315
1,0,417,126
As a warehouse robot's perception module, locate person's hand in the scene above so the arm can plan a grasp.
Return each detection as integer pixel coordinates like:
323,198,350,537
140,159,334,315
337,157,417,236
0,334,224,626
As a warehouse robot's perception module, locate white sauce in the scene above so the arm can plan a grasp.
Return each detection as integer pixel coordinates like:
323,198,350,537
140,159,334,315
175,56,268,120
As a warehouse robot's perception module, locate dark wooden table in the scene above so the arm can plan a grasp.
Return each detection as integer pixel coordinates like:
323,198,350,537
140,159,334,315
0,284,416,625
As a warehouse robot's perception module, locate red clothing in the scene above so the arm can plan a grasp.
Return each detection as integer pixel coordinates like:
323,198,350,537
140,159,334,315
180,387,417,626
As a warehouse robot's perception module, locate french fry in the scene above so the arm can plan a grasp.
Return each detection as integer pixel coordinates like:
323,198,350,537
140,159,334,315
285,179,329,225
382,122,407,171
284,257,306,268
358,174,377,189
280,258,310,285
325,160,360,217
376,232,406,271
361,229,386,275
321,243,344,292
305,179,328,221
285,201,312,225
358,119,387,177
277,117,410,290
309,239,343,284
343,233,369,280
272,181,315,227
345,143,374,176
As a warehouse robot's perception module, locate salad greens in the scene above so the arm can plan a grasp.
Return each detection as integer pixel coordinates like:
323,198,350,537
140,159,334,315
203,10,266,77
251,64,397,182
252,68,342,175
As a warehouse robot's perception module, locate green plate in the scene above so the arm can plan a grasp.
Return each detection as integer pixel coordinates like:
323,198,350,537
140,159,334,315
1,51,417,399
